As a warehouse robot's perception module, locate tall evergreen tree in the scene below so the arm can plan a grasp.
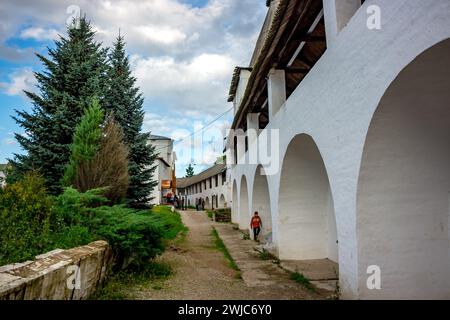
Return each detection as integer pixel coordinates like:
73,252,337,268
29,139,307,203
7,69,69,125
185,163,194,177
63,101,130,203
104,35,157,208
9,17,108,194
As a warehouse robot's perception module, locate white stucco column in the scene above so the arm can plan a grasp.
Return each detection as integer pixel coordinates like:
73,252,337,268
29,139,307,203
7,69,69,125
234,69,252,115
236,129,246,165
323,0,361,48
247,113,259,165
267,69,286,119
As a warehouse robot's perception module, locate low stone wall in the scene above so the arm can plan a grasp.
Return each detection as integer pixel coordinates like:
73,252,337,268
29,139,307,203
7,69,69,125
0,241,113,300
213,208,232,223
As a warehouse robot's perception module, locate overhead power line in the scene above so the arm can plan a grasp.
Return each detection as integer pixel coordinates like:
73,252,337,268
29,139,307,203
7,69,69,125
150,106,234,154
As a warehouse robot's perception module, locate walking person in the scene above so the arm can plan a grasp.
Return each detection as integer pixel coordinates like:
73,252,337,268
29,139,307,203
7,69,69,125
174,195,179,209
195,198,199,211
250,211,262,242
201,198,205,211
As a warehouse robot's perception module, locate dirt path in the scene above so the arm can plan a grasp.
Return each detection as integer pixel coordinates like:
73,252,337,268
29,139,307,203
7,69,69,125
130,211,330,300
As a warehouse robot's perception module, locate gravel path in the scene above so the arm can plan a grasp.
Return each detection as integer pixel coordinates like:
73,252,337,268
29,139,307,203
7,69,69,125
130,211,330,300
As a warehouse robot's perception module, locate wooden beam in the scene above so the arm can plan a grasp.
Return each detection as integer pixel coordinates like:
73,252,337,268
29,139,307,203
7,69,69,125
293,34,326,42
285,67,309,73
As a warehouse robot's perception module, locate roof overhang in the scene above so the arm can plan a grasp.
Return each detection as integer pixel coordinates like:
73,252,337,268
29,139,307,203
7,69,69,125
231,0,326,130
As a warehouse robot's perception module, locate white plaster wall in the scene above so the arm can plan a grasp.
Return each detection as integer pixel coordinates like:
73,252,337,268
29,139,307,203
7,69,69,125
239,175,250,230
251,166,272,242
277,134,337,261
232,179,239,222
229,0,450,298
356,38,450,299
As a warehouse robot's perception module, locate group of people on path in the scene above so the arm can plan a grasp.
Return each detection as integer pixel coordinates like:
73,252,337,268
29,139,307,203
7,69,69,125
195,198,205,211
172,195,186,211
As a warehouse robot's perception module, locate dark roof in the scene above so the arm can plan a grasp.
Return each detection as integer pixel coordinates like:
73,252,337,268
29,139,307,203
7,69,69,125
149,134,172,141
227,67,253,102
230,0,326,129
176,163,226,188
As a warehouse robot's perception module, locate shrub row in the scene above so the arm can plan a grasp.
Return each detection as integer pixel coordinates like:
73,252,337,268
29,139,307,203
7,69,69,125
0,173,185,269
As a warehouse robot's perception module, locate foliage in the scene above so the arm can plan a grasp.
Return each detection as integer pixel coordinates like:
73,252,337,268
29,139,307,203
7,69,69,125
290,272,314,291
185,163,195,177
63,104,130,203
88,115,130,203
151,205,188,240
211,227,239,271
9,17,108,194
51,190,183,269
62,99,104,188
104,35,157,208
0,178,186,269
91,205,165,269
0,172,53,264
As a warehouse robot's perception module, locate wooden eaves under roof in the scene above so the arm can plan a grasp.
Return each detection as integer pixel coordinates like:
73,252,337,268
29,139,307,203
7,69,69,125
231,0,327,131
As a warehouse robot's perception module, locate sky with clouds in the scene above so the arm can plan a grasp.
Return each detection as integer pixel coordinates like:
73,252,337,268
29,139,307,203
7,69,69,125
0,0,267,175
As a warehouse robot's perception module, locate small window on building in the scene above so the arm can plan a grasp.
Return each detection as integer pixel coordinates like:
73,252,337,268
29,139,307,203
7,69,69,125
222,171,226,185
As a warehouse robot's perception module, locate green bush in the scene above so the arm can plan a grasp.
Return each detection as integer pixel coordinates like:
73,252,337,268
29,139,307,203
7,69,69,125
151,206,188,240
0,179,186,270
51,190,185,269
0,172,53,265
90,205,165,269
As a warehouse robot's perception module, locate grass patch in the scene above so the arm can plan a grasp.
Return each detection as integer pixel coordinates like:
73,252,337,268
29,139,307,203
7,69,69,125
257,250,273,261
92,260,173,300
151,205,188,240
290,272,315,291
206,210,214,220
211,227,239,271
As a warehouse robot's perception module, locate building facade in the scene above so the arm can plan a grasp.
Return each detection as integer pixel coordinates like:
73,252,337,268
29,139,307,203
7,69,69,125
176,163,230,210
148,134,176,205
0,164,6,188
226,0,450,299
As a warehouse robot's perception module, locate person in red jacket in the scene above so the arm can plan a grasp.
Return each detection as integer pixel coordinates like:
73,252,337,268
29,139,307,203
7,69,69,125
250,211,262,241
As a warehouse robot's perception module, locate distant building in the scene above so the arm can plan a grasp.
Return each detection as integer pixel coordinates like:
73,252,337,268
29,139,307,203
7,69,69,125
148,134,176,205
0,164,6,188
176,163,230,210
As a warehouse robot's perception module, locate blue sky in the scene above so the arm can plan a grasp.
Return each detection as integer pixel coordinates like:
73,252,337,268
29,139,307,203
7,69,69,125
0,0,266,176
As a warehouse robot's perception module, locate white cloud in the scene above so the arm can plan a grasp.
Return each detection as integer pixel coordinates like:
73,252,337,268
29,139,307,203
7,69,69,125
20,27,60,41
0,68,37,97
133,25,187,45
143,112,191,135
133,53,234,115
2,138,16,146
